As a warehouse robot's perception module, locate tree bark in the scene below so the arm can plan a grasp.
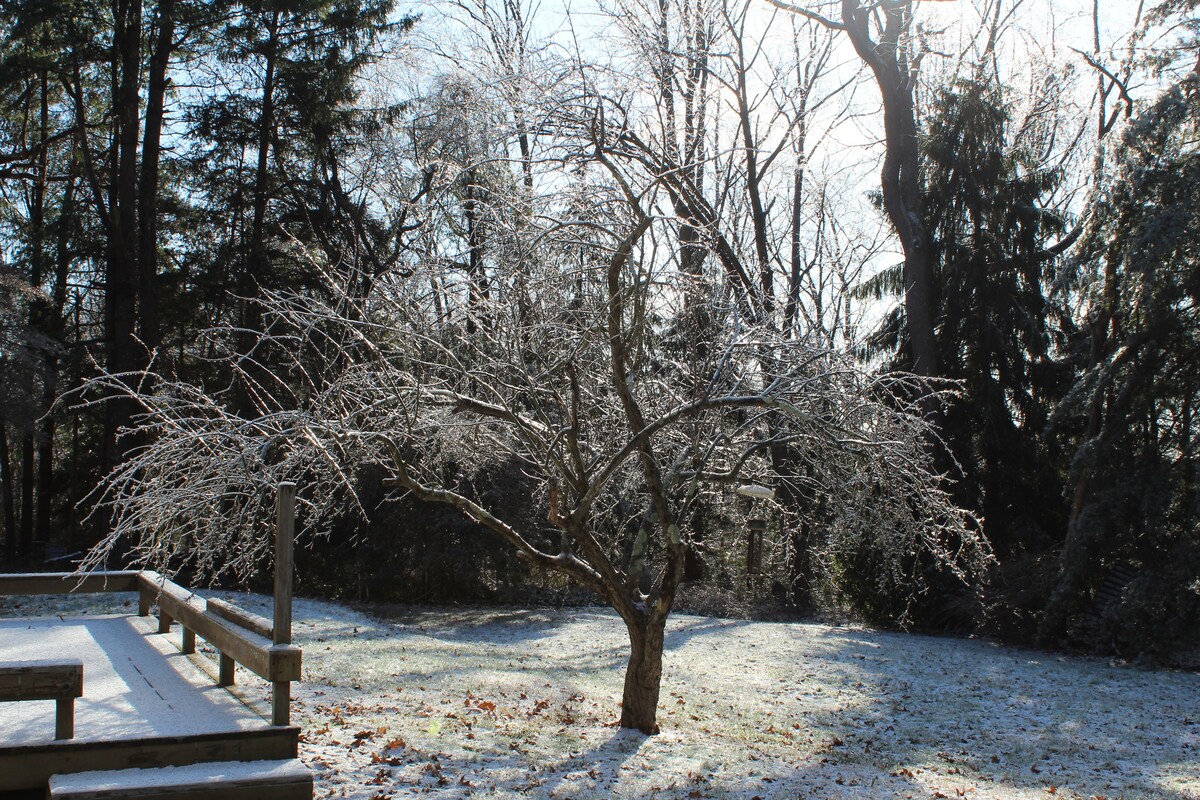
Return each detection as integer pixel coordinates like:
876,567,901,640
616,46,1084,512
784,123,808,336
137,0,176,355
21,68,50,557
18,436,33,555
841,0,939,381
37,169,77,548
463,168,489,333
237,7,281,416
103,0,144,486
0,425,14,561
620,616,667,734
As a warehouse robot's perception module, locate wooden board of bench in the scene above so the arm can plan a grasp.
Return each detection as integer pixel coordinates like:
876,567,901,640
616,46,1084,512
48,758,312,800
0,727,299,793
0,659,83,740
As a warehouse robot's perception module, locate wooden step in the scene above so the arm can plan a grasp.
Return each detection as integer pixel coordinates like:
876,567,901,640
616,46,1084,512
47,758,312,800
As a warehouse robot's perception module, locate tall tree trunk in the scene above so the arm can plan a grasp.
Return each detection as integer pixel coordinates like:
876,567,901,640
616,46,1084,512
784,40,815,338
247,8,279,301
18,438,33,555
841,0,938,381
32,68,57,548
0,425,15,561
784,139,807,336
137,0,176,355
69,301,83,549
620,615,667,734
463,168,489,333
37,169,78,548
103,0,144,486
21,68,50,556
731,29,773,316
36,363,59,548
236,8,280,416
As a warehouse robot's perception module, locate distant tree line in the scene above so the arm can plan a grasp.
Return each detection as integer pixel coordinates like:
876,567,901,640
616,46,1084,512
1,0,1197,666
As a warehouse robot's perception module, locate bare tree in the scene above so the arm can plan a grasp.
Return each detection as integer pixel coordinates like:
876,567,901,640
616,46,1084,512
72,0,988,735
766,0,938,387
78,158,985,737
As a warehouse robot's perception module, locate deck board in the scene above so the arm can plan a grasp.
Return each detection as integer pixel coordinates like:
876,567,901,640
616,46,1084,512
0,614,265,746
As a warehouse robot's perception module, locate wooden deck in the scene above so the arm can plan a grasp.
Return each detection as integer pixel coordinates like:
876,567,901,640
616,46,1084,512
0,488,306,797
0,610,298,794
0,613,266,745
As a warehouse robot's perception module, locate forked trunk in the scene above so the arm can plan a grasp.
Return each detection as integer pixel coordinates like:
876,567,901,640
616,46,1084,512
620,617,666,734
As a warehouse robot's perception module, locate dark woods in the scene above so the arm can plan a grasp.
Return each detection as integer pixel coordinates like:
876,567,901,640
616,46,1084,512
1,0,1197,675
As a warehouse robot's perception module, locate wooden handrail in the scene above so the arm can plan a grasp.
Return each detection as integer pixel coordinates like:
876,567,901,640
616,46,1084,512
0,571,140,596
207,599,274,640
136,572,301,685
0,486,301,729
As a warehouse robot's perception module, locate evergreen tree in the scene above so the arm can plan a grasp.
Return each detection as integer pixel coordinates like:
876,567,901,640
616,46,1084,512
1043,69,1200,655
853,75,1070,624
921,76,1070,560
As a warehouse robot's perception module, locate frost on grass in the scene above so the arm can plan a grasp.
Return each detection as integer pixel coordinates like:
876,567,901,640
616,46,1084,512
4,592,1196,799
282,598,1198,800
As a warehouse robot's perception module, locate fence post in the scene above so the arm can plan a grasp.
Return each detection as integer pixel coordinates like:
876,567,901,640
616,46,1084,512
218,653,235,686
181,627,196,655
272,482,296,726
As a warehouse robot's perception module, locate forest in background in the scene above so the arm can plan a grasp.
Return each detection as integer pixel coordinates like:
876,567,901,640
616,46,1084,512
0,0,1197,666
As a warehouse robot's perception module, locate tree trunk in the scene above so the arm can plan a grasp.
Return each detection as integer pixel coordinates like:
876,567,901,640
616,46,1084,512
137,0,177,355
784,132,807,337
732,31,773,316
33,69,60,548
236,8,280,416
841,0,939,381
463,168,489,333
19,435,34,555
620,616,666,734
35,378,57,549
103,0,144,479
21,67,49,557
1,425,15,561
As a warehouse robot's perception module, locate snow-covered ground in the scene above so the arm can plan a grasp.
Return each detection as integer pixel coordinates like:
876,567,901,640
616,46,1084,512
2,592,1197,799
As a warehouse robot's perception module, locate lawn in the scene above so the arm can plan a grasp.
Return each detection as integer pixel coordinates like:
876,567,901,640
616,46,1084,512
3,592,1197,799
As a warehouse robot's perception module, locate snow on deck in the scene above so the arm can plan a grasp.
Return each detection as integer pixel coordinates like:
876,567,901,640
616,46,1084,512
0,612,266,745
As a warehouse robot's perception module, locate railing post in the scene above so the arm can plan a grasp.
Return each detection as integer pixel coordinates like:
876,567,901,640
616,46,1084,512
272,481,296,726
218,652,235,686
55,697,74,740
181,626,196,655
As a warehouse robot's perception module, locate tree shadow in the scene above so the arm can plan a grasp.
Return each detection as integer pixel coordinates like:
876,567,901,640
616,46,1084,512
764,625,1200,799
664,614,748,650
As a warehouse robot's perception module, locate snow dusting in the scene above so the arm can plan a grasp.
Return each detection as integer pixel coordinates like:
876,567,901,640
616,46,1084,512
3,591,1196,799
0,606,266,744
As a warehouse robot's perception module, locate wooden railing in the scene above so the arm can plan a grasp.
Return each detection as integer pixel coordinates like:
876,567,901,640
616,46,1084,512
0,483,301,727
135,571,301,725
0,571,141,595
0,659,83,739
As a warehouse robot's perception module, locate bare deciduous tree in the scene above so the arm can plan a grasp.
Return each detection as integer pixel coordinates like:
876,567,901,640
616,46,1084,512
79,172,985,736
